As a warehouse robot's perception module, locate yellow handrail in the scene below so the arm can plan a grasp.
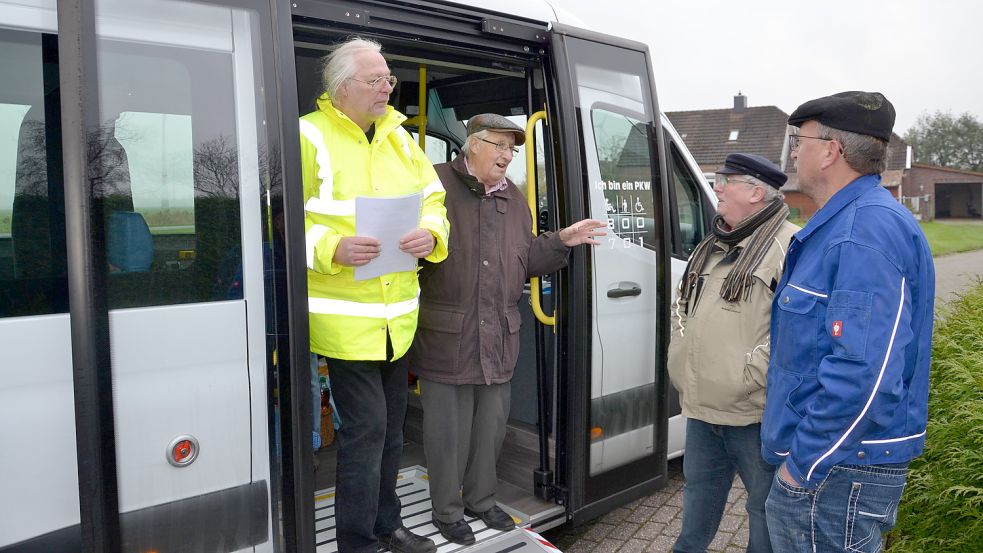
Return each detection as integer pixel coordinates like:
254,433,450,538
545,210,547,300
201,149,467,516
417,64,427,149
526,110,554,327
403,64,428,149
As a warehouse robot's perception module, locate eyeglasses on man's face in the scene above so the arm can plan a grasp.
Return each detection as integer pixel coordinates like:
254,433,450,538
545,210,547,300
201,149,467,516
788,133,834,150
714,174,758,187
478,137,519,155
349,74,397,90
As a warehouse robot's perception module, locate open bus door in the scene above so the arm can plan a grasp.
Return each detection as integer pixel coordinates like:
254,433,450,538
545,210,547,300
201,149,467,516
0,0,306,551
547,24,672,525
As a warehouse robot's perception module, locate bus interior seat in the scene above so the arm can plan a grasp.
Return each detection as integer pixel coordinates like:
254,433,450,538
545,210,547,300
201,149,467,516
106,210,153,272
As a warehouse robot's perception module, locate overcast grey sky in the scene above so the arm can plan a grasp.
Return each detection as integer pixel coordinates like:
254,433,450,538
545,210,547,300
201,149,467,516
555,0,982,135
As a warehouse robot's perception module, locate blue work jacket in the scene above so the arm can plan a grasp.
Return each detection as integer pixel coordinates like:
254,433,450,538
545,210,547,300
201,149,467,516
761,174,935,489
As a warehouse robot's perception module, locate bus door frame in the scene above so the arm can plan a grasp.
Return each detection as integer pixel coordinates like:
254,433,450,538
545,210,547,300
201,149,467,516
546,23,673,525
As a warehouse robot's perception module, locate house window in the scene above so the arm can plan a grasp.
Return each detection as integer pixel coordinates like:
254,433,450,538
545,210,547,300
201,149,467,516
728,130,739,141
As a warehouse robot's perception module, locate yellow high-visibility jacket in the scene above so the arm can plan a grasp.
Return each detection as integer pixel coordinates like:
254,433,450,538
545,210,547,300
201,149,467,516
300,93,449,361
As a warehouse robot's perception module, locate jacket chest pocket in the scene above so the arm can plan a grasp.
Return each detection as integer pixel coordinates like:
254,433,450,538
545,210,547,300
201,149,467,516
826,290,872,361
774,284,826,374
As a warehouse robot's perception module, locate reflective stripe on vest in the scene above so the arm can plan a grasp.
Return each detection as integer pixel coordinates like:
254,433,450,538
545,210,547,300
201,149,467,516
395,126,412,156
300,119,356,216
308,295,419,320
306,224,330,270
420,178,448,237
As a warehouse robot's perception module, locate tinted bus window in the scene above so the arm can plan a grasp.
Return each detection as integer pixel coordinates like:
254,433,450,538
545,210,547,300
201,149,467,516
669,144,707,256
95,37,244,308
0,28,67,319
591,108,657,251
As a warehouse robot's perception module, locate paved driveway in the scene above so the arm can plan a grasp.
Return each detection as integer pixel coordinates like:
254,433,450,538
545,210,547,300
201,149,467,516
542,247,983,552
543,457,751,552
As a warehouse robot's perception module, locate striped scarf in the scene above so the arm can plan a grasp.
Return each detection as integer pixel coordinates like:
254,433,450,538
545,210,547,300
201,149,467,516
680,198,789,304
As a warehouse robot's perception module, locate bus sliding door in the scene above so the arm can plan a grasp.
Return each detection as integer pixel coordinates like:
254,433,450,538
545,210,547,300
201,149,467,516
548,25,671,524
0,0,291,550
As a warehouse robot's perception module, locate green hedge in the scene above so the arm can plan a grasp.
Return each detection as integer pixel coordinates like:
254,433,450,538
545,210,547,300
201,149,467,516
888,282,983,551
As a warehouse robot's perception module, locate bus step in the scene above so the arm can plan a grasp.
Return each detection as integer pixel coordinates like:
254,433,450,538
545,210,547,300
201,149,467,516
313,466,561,552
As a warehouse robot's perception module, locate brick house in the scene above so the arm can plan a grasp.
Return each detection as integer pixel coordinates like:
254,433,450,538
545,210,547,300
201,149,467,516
903,163,983,221
667,94,910,219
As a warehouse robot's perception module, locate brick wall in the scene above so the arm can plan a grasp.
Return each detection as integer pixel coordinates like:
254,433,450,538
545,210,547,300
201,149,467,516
905,164,983,221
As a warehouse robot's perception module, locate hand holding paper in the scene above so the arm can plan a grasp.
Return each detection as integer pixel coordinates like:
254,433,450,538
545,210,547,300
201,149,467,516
399,228,435,258
334,236,382,266
353,193,423,281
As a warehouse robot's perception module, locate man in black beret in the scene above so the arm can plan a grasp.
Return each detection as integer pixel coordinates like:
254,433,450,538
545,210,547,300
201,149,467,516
668,153,798,553
761,92,935,552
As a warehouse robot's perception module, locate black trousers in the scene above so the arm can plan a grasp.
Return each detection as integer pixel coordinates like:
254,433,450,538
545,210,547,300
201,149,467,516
327,350,406,553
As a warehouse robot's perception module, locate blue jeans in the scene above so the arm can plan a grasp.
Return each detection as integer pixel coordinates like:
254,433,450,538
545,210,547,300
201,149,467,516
328,355,407,553
766,462,908,553
674,419,775,553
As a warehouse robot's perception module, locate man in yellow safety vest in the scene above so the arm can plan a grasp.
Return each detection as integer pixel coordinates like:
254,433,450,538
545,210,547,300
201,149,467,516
299,37,449,553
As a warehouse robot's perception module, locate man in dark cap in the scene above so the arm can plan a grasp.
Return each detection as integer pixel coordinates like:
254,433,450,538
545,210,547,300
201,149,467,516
761,92,935,552
668,153,797,553
407,114,606,545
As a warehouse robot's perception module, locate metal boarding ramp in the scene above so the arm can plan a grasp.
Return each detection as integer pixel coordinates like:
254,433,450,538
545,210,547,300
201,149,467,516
314,466,562,552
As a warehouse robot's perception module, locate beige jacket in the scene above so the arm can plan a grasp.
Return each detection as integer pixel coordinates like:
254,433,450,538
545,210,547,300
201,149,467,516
667,220,798,426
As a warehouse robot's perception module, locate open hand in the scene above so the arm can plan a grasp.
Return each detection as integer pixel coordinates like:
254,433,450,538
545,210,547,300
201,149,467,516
558,218,607,246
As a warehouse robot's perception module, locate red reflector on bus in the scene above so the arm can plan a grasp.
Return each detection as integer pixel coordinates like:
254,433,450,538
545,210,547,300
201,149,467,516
174,440,193,462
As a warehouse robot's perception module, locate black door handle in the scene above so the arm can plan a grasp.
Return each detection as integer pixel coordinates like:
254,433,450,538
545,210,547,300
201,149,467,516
607,286,641,298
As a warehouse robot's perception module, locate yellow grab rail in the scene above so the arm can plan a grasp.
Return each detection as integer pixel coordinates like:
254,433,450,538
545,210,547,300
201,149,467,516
403,64,428,149
525,110,554,327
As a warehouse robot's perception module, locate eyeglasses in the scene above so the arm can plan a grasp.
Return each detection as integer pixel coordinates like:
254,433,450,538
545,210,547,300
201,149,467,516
348,74,397,90
788,133,834,150
478,137,519,154
714,174,758,187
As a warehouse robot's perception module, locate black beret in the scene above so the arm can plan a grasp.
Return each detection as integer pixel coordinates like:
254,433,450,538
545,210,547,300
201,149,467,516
788,91,895,141
717,153,787,189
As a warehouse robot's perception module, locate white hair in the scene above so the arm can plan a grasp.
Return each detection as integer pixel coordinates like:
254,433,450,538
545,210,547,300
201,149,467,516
744,176,785,202
320,37,382,99
463,130,492,159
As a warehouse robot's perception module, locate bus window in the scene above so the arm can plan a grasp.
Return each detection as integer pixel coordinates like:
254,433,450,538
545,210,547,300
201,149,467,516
1,28,68,319
411,131,452,166
0,22,82,550
591,108,657,251
669,144,707,257
94,37,245,309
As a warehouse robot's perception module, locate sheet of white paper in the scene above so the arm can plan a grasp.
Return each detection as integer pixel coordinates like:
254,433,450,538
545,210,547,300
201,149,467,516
354,192,423,281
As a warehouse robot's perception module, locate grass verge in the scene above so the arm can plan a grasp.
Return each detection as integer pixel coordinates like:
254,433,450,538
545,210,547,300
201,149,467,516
920,221,983,256
888,283,983,551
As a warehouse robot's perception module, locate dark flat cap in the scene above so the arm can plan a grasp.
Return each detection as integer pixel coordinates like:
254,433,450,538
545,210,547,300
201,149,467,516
788,91,895,141
467,113,526,146
717,153,787,189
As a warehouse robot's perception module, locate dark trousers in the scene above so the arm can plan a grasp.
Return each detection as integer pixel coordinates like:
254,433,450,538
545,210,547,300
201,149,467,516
419,379,510,522
327,353,406,553
674,419,775,553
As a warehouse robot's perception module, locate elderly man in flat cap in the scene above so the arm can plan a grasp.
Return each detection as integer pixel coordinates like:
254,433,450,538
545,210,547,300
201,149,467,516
668,153,798,553
761,91,935,552
407,114,605,545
